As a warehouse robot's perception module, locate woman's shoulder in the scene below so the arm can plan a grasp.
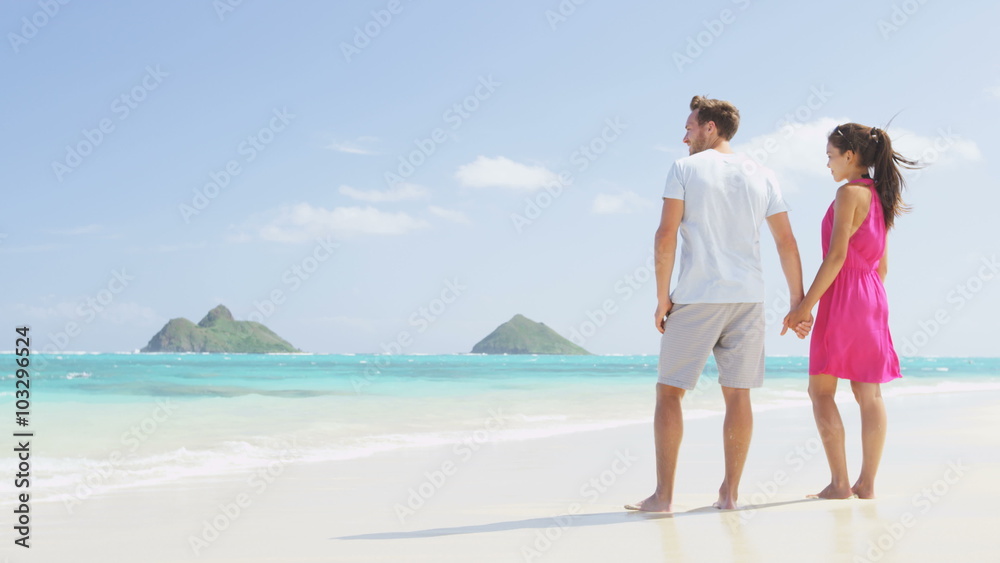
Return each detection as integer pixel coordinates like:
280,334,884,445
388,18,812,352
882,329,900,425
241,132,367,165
834,181,872,210
835,181,872,200
837,178,875,195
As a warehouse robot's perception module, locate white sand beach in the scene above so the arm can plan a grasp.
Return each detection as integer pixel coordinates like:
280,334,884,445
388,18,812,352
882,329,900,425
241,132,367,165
15,386,999,562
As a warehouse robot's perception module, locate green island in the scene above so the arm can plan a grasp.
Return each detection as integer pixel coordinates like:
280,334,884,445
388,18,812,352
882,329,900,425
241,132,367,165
471,314,590,355
140,305,299,353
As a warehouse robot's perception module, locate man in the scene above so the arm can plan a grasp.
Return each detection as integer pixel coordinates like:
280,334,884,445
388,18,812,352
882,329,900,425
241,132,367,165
627,96,809,512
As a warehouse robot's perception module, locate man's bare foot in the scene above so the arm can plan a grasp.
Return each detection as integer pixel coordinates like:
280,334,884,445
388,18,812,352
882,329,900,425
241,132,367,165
625,494,674,512
851,481,875,499
807,483,855,499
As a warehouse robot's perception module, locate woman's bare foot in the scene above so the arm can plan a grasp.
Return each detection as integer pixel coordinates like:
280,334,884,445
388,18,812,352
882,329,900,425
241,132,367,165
712,498,737,510
852,481,875,499
625,494,674,512
713,490,738,510
807,482,855,499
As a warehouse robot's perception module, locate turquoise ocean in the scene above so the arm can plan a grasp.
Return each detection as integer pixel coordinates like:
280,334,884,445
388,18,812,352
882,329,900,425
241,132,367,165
1,354,998,505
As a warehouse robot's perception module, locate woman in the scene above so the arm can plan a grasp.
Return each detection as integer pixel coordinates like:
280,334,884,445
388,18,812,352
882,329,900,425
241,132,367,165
783,123,917,499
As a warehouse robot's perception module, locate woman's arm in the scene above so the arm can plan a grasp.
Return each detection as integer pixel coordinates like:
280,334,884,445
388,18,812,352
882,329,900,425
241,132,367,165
877,240,888,283
783,185,867,328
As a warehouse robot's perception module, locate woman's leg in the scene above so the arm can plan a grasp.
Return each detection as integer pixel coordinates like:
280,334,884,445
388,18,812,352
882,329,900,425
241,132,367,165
850,381,886,499
808,374,853,498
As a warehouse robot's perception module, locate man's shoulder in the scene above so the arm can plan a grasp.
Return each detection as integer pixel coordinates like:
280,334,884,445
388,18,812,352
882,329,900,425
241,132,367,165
729,153,779,183
672,151,779,185
676,150,720,164
676,149,758,167
671,149,723,172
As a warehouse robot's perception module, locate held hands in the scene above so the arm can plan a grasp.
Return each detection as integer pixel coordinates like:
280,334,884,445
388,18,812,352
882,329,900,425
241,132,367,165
656,297,813,338
781,304,814,339
654,298,673,334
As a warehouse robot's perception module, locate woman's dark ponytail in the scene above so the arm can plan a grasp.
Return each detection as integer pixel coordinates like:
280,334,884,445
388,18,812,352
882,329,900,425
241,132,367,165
828,123,920,230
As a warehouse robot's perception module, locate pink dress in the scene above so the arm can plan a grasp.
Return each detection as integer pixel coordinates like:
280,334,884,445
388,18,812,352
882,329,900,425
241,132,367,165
809,178,901,383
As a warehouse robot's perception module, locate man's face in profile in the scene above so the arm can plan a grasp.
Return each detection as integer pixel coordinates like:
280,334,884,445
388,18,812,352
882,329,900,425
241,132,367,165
683,109,712,155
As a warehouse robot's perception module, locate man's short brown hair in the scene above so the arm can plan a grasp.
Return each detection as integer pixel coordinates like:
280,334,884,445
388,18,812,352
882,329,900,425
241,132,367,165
690,96,740,141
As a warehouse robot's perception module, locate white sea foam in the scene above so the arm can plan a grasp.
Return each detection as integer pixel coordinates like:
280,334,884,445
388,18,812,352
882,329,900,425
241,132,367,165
13,376,998,506
516,414,568,422
4,354,995,506
4,416,662,503
3,441,306,504
884,380,1000,397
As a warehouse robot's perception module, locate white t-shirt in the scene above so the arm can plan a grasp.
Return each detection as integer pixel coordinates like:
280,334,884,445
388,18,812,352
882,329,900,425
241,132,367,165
662,149,787,304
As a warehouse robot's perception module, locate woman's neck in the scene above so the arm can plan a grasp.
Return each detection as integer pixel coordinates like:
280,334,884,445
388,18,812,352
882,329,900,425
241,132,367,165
845,167,868,181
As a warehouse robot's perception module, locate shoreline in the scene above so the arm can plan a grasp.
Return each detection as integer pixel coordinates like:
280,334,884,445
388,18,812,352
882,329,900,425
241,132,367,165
8,371,1000,508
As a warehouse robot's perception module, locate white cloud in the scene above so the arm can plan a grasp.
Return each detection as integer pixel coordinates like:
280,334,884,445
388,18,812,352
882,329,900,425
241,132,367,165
225,232,253,244
327,136,379,155
123,242,209,253
0,243,64,254
591,191,650,215
732,117,845,184
891,127,981,166
732,118,981,190
987,84,1000,99
428,205,471,225
45,224,103,236
339,183,428,202
152,242,208,253
11,301,78,320
254,203,429,242
455,156,560,190
11,300,159,325
101,302,161,325
654,144,689,161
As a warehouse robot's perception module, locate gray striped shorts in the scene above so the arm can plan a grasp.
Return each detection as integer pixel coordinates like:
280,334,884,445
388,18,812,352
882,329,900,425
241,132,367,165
657,302,765,390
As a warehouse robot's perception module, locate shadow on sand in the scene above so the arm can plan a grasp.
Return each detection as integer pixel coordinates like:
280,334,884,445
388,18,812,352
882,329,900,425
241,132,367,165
335,498,822,540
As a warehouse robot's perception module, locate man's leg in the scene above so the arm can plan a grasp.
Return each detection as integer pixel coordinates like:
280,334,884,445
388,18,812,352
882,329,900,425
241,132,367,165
850,381,886,499
629,383,685,512
808,374,852,498
712,303,765,509
715,386,752,509
629,303,723,512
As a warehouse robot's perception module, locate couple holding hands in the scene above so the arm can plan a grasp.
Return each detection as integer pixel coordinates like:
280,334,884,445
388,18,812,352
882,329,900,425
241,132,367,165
629,96,917,512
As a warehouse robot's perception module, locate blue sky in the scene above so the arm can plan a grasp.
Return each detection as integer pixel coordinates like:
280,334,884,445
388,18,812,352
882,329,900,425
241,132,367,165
3,0,999,356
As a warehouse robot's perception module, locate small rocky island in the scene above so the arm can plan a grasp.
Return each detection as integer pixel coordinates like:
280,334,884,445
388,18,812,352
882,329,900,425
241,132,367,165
140,305,299,353
471,314,590,355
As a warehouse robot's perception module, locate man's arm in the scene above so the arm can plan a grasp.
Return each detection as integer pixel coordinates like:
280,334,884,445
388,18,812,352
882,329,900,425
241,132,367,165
765,212,806,336
654,198,684,333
